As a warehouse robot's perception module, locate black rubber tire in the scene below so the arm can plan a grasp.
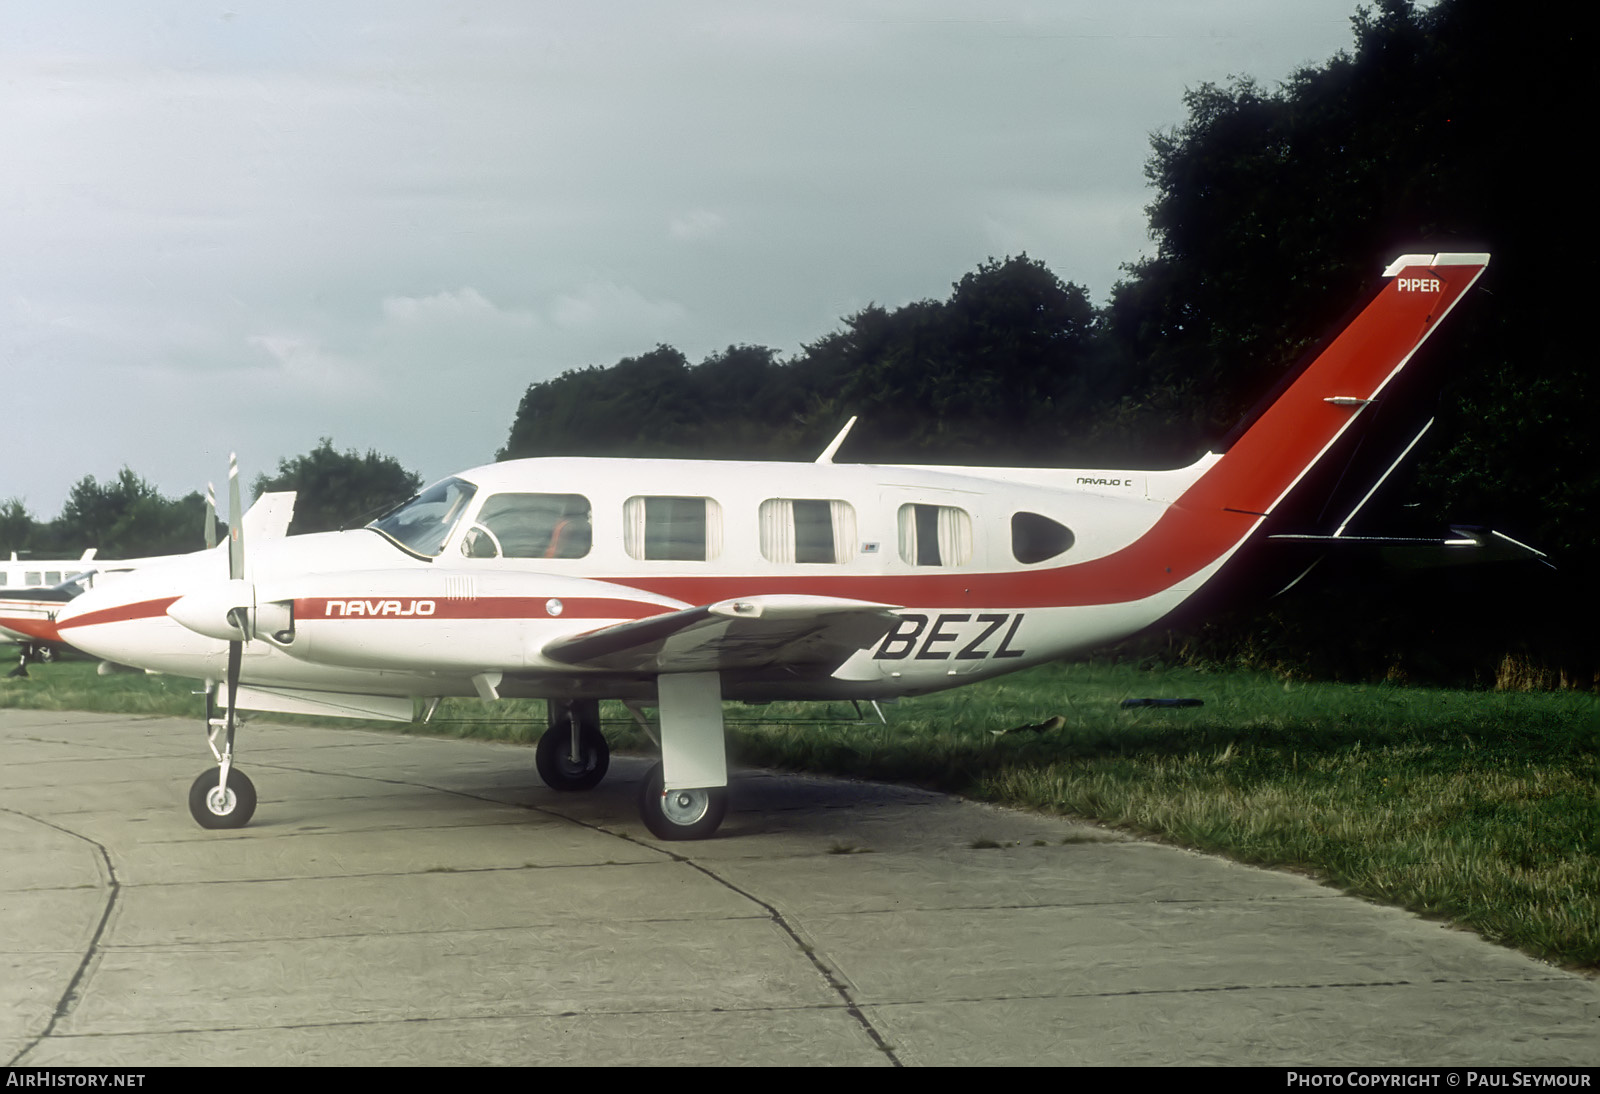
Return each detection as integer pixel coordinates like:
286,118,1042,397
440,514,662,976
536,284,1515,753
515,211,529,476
637,761,727,841
535,722,610,791
188,766,257,829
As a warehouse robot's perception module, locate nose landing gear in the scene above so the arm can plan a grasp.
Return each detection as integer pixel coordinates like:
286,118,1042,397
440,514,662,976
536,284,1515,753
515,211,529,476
189,764,257,829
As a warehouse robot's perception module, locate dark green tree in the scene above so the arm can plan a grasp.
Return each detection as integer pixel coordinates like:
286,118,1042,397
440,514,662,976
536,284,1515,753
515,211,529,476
252,440,422,535
498,257,1100,467
54,470,208,558
0,499,37,556
1107,0,1590,680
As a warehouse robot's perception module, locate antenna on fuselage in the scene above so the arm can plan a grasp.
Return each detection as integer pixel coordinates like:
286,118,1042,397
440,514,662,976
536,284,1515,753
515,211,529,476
814,416,857,465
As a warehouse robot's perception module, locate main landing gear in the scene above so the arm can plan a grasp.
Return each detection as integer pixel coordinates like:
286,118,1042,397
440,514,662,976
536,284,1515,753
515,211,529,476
637,761,728,841
537,682,730,841
536,699,610,791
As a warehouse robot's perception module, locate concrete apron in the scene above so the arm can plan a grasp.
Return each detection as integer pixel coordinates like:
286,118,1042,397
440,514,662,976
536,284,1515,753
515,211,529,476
2,709,1596,1067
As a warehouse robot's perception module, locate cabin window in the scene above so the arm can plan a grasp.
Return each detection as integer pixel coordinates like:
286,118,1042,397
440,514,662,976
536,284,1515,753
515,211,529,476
45,571,61,585
896,503,972,567
624,496,723,561
25,571,42,586
759,499,857,564
463,493,592,559
1011,512,1075,564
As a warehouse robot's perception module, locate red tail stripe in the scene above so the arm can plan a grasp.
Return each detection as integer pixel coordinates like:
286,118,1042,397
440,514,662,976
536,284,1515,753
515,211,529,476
1178,259,1483,517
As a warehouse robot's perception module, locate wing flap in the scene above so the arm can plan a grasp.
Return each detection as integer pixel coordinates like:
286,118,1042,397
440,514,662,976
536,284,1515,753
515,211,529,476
542,594,902,674
221,684,415,722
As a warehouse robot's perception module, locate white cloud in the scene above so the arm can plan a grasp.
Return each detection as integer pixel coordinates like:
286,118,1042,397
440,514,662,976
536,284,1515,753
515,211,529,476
668,209,727,242
246,332,367,395
381,287,535,327
551,281,687,333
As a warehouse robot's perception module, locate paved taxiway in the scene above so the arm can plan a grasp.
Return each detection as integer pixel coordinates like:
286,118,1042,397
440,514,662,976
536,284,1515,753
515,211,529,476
2,708,1596,1067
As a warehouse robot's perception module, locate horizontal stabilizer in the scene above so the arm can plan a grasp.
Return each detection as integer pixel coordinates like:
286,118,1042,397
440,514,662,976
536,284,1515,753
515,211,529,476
1268,526,1551,569
543,594,902,674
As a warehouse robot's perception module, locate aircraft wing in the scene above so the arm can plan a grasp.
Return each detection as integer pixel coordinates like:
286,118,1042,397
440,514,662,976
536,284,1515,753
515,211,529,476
542,594,902,674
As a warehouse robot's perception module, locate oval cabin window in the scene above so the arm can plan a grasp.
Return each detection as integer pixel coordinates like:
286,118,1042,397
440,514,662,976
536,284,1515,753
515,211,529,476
1011,512,1074,564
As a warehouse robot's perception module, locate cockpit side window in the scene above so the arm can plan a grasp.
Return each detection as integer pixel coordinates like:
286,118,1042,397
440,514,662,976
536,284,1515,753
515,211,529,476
463,493,592,559
368,478,478,558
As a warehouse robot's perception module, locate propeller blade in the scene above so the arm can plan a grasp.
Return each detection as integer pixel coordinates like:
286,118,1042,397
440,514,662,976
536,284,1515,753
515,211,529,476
228,454,244,582
204,483,218,551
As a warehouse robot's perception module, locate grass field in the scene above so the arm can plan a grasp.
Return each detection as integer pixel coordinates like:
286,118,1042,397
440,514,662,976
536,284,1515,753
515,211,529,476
4,653,1596,969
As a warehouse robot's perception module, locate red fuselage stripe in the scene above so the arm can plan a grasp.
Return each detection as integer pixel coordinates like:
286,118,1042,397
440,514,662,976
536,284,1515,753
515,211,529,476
56,596,181,631
296,597,674,621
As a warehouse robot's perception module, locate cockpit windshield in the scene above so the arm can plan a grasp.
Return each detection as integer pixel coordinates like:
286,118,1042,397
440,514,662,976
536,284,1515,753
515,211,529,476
367,477,478,558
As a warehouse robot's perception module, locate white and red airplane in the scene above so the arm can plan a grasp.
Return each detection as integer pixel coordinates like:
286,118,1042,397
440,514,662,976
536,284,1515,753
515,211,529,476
54,252,1527,839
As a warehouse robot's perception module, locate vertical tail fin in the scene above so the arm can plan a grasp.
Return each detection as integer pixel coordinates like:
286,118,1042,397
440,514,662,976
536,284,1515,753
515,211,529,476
1179,252,1490,520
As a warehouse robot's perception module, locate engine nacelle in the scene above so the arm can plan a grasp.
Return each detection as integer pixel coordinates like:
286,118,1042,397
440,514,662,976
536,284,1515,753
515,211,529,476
167,580,254,642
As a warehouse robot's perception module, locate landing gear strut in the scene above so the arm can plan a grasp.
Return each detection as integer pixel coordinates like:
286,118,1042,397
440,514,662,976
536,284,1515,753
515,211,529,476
536,698,609,791
633,673,729,840
188,673,256,829
7,642,53,678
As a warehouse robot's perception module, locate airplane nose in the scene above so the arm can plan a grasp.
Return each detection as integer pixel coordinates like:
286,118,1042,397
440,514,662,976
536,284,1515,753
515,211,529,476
54,583,170,639
54,534,253,678
53,570,196,670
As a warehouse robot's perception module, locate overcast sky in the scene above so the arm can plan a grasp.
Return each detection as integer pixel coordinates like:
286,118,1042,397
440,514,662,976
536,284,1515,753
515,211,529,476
3,1,1368,520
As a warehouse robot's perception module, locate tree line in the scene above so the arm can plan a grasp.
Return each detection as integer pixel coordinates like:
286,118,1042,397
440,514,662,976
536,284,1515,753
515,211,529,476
1,440,420,560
